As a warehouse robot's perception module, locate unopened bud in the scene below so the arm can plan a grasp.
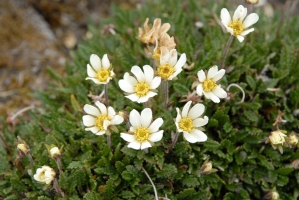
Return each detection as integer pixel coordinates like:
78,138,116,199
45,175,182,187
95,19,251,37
50,147,61,158
246,0,259,4
17,143,30,155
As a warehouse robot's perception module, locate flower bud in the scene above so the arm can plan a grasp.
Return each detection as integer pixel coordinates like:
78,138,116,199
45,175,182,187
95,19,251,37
266,130,287,154
287,132,298,147
200,160,217,175
271,191,279,200
17,143,30,155
245,0,259,4
33,166,56,185
50,147,61,158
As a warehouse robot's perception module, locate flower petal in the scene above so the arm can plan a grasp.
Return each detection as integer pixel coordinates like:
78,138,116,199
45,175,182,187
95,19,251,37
213,87,227,98
169,68,182,80
102,54,111,69
149,130,163,142
207,65,219,79
212,69,225,82
103,120,111,130
95,130,106,136
150,77,161,89
121,133,136,142
193,116,209,127
107,107,116,118
204,91,220,103
174,53,186,70
82,115,96,126
83,104,100,116
131,65,145,82
141,141,152,149
141,108,152,127
190,129,207,142
220,8,231,26
95,101,107,114
236,35,245,42
233,5,247,21
87,64,97,77
160,47,170,65
86,77,104,84
111,115,124,125
168,49,178,66
90,54,101,70
188,103,205,119
125,94,139,102
128,141,141,149
243,13,259,29
118,79,135,93
129,109,141,128
240,28,254,36
124,73,137,85
137,91,157,103
148,118,164,133
196,84,203,96
143,65,154,83
182,101,192,117
183,132,198,143
85,126,100,134
175,108,182,123
197,70,206,82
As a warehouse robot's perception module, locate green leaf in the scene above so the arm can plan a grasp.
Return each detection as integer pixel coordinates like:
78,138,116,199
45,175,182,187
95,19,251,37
83,192,102,200
173,83,189,94
246,75,256,90
276,167,293,175
243,110,259,122
67,161,83,169
156,163,177,178
258,155,274,170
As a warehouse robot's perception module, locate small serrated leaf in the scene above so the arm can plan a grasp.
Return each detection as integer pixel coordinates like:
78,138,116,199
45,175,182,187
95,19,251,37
244,110,259,122
173,82,189,94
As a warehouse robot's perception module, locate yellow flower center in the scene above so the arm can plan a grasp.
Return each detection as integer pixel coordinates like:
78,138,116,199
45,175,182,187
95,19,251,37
95,114,111,130
179,117,194,133
135,127,150,142
96,69,111,82
157,63,175,80
134,82,150,97
152,48,161,60
202,78,217,92
229,20,244,36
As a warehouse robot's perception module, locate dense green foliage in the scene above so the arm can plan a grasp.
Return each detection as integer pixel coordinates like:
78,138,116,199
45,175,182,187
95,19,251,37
1,0,299,199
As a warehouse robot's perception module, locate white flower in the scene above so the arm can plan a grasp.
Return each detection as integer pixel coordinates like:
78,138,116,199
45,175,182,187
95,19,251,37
118,65,161,103
50,147,61,158
82,101,124,135
196,65,227,103
156,47,187,80
175,101,209,143
86,54,115,84
220,5,259,42
121,108,164,150
34,166,56,185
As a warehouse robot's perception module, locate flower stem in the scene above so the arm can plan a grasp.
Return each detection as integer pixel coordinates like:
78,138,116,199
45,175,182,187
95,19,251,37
104,84,109,107
107,135,111,148
226,83,245,105
0,132,12,154
247,3,254,14
27,153,34,166
56,158,63,174
141,167,158,200
168,132,180,152
220,35,234,69
164,81,169,109
53,178,65,197
276,0,292,38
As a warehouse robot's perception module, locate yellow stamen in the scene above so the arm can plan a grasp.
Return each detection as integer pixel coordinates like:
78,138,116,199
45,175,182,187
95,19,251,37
229,20,244,36
202,79,217,92
134,82,150,97
135,127,150,142
96,69,111,82
152,48,161,60
95,114,111,130
179,117,194,133
157,63,175,80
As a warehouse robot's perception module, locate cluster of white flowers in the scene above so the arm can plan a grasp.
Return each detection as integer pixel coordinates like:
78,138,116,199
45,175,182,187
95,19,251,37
81,5,261,150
